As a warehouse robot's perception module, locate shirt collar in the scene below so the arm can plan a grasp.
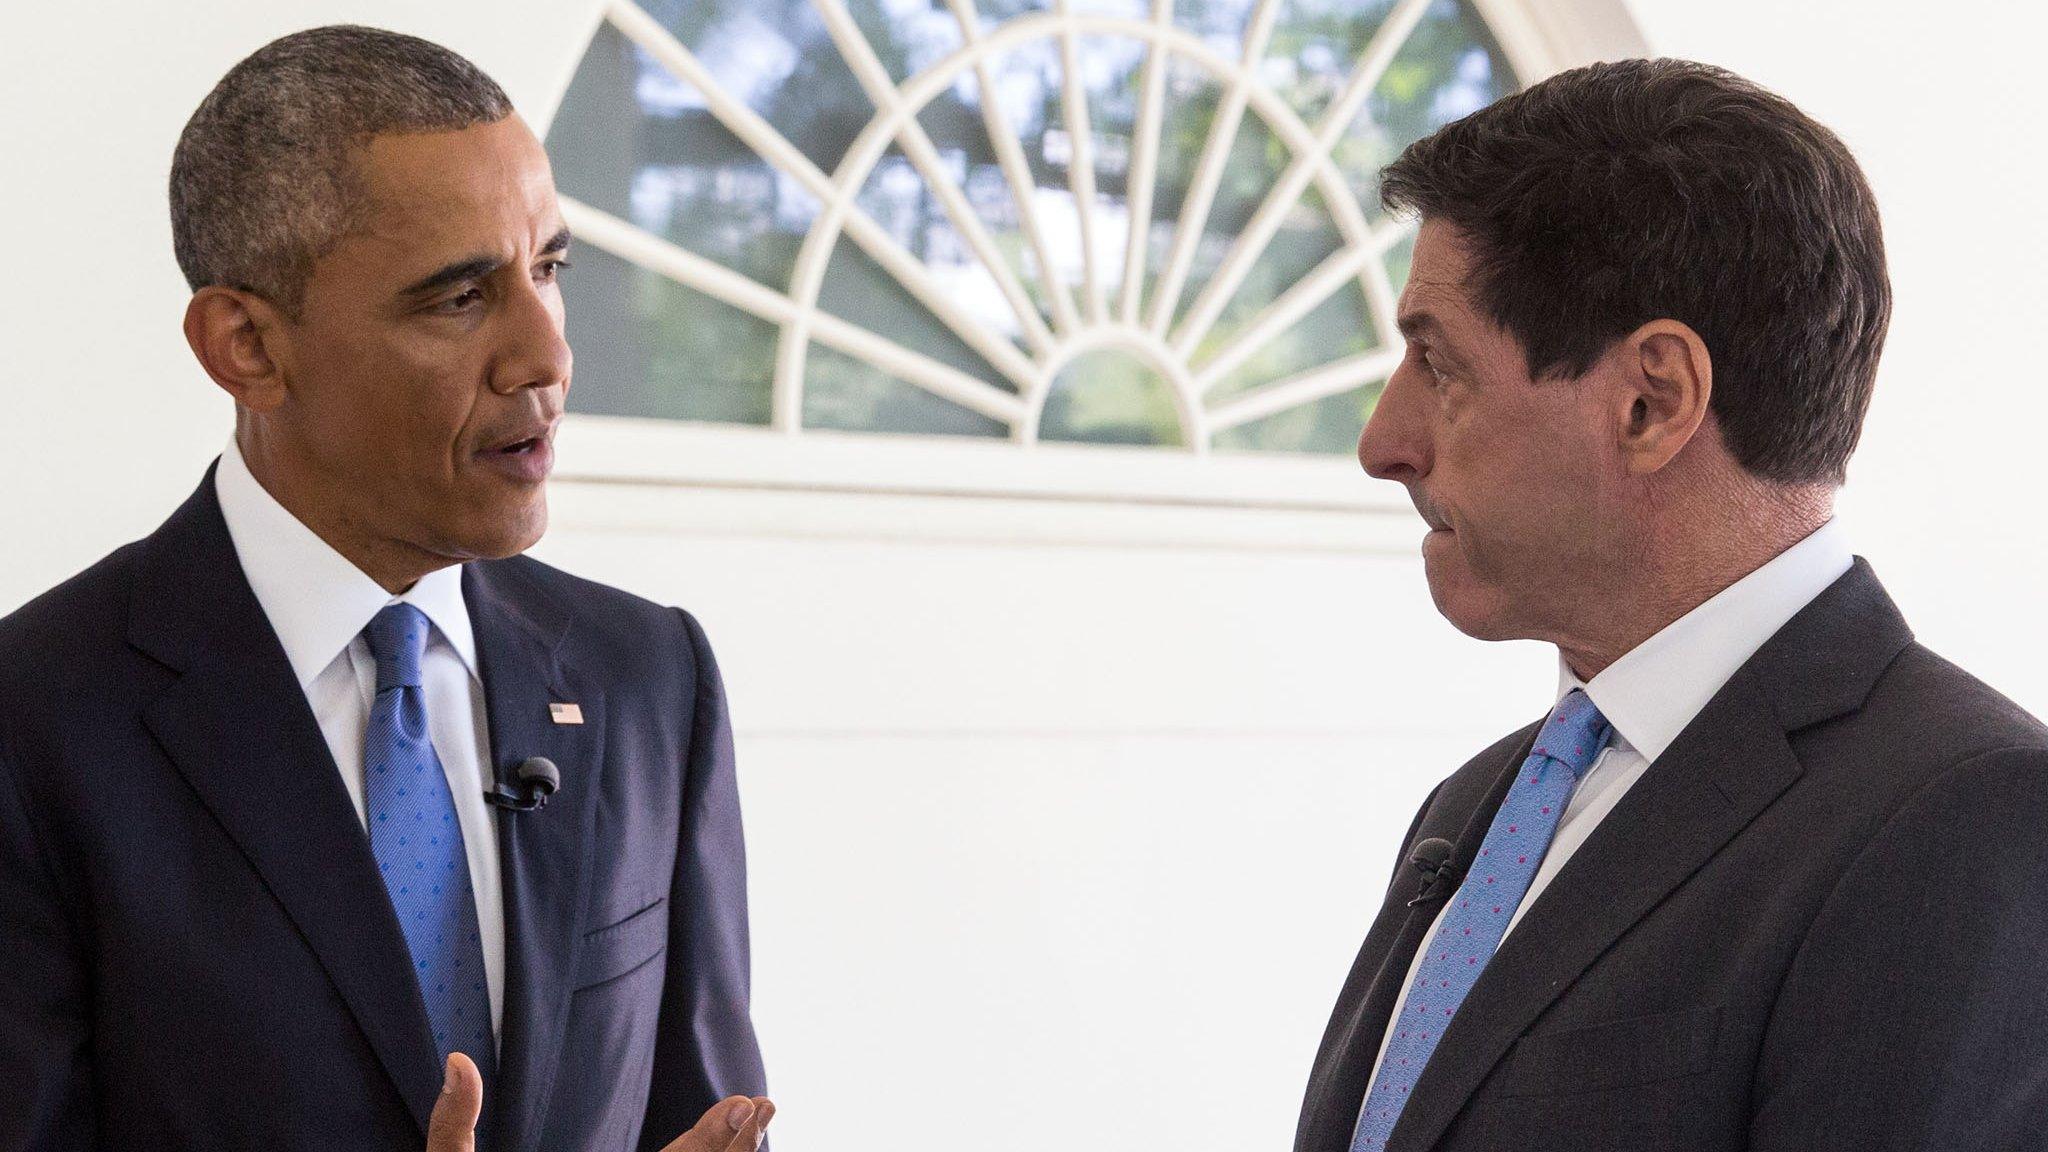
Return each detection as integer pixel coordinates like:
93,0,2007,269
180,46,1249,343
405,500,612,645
1556,518,1853,763
214,438,479,691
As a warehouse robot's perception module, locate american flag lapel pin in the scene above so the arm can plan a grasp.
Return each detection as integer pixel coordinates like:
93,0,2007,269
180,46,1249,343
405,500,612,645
549,702,584,725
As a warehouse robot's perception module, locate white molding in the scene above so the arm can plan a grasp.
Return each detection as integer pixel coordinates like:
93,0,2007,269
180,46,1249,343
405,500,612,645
546,471,1423,553
549,412,1423,553
555,412,1410,513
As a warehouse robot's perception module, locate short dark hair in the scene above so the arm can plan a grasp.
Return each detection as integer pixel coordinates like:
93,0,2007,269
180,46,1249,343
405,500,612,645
169,25,513,315
1380,58,1890,487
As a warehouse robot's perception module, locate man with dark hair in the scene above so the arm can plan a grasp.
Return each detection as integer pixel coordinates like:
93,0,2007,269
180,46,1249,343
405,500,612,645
0,26,772,1152
1297,59,2048,1152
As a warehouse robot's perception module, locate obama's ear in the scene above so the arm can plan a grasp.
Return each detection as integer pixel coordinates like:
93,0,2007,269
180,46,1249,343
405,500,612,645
183,285,295,414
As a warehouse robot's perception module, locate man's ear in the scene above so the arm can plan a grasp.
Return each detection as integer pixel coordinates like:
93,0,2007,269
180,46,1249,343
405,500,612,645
182,286,293,413
1613,318,1712,477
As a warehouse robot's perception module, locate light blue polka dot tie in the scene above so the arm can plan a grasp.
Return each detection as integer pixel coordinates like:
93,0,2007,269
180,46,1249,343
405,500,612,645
361,604,496,1091
1350,689,1613,1152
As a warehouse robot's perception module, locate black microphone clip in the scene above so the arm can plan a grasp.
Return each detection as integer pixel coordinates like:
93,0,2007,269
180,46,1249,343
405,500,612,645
1406,837,1462,907
485,756,561,812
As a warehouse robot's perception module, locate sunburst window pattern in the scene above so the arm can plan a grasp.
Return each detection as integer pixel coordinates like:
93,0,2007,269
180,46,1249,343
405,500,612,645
547,0,1512,454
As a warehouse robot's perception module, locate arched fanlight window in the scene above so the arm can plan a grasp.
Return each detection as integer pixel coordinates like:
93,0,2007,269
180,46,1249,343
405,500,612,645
547,0,1514,455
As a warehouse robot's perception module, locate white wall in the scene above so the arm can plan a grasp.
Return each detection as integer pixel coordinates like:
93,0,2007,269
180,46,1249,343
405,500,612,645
1,4,2043,1151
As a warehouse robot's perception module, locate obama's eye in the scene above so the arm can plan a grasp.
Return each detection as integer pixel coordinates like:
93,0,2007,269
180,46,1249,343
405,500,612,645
435,287,485,314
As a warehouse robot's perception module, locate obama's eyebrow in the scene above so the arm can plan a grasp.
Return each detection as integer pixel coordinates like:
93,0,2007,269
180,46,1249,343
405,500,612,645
398,226,573,297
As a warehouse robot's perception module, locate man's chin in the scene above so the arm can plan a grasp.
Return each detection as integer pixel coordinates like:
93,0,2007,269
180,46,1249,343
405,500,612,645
451,495,549,561
1419,547,1516,641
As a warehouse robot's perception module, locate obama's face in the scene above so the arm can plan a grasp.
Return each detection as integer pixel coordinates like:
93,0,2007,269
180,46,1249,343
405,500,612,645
254,113,573,570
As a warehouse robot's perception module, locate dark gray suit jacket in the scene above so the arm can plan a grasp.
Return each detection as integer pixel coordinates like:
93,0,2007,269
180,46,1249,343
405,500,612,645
0,470,766,1150
1296,560,2048,1152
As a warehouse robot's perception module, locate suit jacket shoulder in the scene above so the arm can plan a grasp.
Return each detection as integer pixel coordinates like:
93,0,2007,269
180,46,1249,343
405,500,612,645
467,552,714,691
1856,640,2047,753
476,552,700,640
0,535,153,709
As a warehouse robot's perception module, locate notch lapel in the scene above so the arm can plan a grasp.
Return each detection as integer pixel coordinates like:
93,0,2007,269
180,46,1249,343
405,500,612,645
466,560,607,1152
1385,671,1801,1152
1296,730,1533,1152
131,473,443,1138
1383,559,1912,1152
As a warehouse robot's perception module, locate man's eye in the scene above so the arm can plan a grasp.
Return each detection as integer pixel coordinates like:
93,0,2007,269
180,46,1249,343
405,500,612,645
538,259,572,282
436,287,485,313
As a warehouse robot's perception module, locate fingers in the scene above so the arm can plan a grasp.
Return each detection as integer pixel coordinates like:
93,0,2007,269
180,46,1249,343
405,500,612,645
722,1098,773,1152
660,1095,776,1152
425,1053,483,1152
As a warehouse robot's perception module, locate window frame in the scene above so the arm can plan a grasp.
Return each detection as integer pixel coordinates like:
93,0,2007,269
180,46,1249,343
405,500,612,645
536,0,1648,533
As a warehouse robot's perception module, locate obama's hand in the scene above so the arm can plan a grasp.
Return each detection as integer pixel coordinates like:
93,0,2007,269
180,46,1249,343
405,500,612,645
425,1053,775,1152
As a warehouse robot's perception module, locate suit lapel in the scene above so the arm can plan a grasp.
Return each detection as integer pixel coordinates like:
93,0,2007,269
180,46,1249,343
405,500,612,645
1386,671,1801,1151
131,472,444,1137
466,560,607,1152
1298,730,1533,1152
1382,559,1912,1152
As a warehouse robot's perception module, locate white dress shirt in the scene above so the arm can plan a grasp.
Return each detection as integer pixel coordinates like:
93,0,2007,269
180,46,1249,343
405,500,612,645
214,441,504,1040
1358,519,1854,1109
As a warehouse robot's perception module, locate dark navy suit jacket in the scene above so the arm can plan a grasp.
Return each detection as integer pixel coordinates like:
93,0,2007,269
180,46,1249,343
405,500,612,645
0,470,767,1150
1294,561,2048,1152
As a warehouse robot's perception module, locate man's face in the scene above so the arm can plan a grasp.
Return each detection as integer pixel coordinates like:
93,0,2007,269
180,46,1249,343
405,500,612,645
267,114,572,567
1357,219,1621,642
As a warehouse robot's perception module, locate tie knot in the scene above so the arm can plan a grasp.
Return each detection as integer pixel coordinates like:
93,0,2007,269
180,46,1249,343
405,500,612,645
1534,689,1613,780
362,603,430,692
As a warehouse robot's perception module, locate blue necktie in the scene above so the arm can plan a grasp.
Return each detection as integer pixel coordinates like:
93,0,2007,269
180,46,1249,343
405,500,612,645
361,604,496,1087
1350,689,1613,1152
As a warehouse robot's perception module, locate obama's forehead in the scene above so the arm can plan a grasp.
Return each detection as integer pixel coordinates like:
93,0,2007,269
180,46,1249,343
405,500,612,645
343,115,566,289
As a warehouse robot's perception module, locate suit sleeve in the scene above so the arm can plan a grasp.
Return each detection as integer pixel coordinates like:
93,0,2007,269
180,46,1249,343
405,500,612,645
0,745,97,1150
638,610,769,1152
1750,745,2048,1152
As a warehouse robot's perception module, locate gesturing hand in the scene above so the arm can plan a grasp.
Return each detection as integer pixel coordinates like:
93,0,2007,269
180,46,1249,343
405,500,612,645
653,1092,776,1152
425,1053,775,1152
424,1055,484,1152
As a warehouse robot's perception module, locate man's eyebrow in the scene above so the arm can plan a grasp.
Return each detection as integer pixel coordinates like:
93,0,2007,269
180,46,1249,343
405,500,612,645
398,228,573,297
400,254,503,298
1397,309,1443,340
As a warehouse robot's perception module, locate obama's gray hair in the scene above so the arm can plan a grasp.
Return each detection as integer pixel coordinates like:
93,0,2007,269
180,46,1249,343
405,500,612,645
169,25,513,315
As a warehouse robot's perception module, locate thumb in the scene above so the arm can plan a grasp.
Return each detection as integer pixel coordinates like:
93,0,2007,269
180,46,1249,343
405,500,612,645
425,1053,483,1152
661,1095,772,1152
